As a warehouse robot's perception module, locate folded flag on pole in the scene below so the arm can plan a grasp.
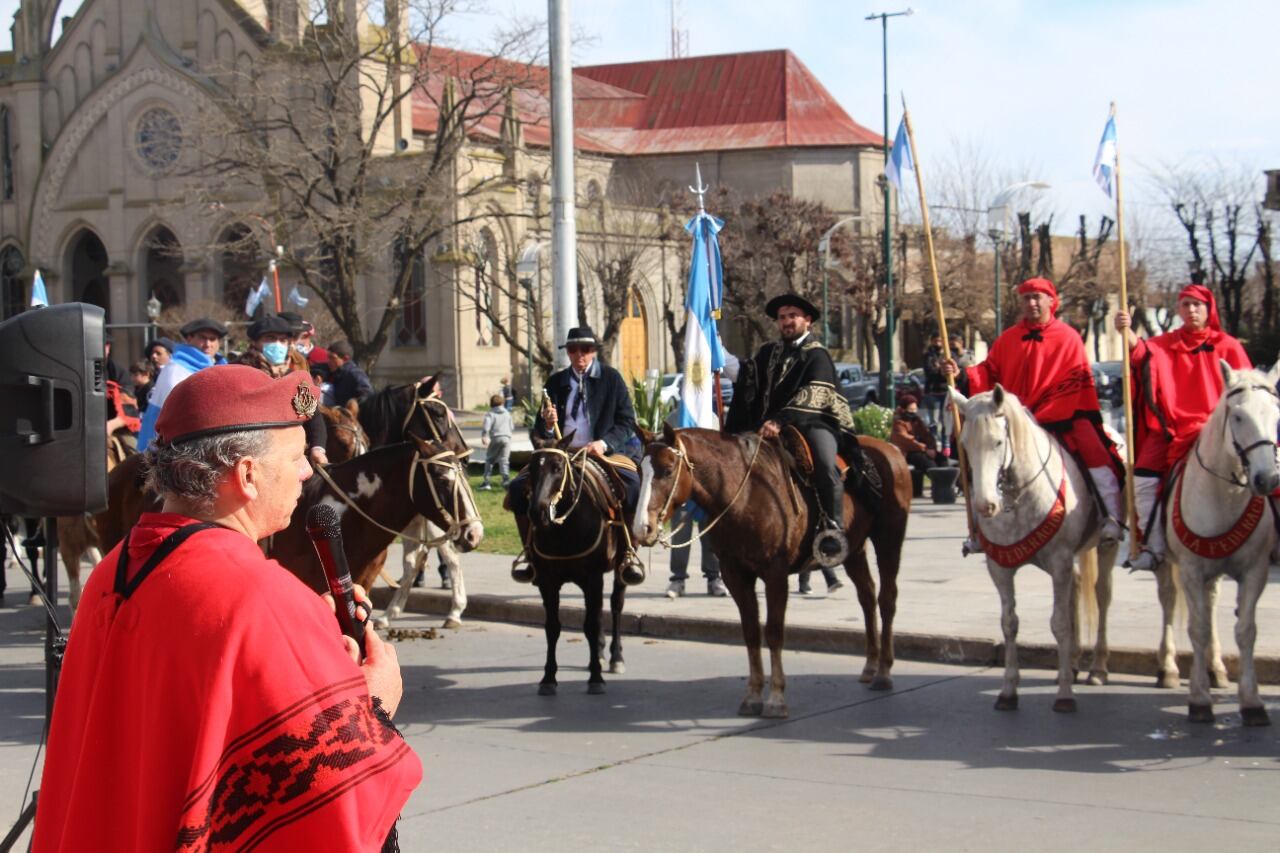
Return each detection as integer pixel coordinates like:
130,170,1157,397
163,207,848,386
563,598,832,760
30,269,48,308
883,116,913,192
288,285,309,308
677,210,726,430
244,277,272,317
1092,110,1117,199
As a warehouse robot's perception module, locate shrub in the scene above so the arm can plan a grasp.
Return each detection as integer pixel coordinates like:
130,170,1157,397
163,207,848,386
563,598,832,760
851,403,893,440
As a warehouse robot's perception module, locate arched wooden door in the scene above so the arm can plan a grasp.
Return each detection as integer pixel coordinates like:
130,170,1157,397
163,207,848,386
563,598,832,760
619,289,648,382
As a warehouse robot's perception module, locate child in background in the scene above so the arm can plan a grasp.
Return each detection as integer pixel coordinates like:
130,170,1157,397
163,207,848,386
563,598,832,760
480,393,514,490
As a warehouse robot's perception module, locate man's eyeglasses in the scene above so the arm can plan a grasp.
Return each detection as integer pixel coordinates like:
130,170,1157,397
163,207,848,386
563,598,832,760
566,345,595,355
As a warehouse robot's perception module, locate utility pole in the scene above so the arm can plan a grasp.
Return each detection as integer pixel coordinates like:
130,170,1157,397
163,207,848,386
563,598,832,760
548,0,578,369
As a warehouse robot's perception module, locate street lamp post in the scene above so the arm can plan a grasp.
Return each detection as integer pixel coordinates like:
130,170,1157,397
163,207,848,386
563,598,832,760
986,180,1051,338
817,215,863,347
867,8,912,411
516,242,546,402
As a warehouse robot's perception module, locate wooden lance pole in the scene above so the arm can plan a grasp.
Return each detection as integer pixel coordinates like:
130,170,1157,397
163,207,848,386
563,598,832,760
1110,102,1139,538
901,102,976,540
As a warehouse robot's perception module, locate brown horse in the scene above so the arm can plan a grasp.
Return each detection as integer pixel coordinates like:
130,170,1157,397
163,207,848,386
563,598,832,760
633,425,911,718
321,401,369,460
57,431,134,615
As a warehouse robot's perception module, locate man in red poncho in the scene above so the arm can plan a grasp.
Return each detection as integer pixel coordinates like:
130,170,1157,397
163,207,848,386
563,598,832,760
943,277,1124,547
1113,284,1251,570
34,365,421,852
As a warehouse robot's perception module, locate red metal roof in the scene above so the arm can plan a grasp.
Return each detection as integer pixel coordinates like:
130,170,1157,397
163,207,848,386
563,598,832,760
410,47,882,155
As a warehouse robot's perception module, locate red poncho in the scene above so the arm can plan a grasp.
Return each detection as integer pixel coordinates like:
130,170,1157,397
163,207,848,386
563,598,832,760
1131,286,1252,467
964,317,1101,427
33,513,421,852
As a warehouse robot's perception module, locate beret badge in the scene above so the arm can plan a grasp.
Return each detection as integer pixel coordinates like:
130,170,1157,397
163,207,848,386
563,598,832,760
292,383,319,418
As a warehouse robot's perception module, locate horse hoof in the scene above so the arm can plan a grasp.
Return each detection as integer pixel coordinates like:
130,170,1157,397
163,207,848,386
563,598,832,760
858,666,876,684
587,682,606,695
1156,670,1181,690
1052,698,1078,714
1188,703,1214,724
738,699,763,717
442,618,462,630
993,694,1018,711
1241,706,1271,727
609,660,625,675
1087,671,1108,686
761,702,789,719
538,682,557,696
868,675,894,692
1209,670,1231,690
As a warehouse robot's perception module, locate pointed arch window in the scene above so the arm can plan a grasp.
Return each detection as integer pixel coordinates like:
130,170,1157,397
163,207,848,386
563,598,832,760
394,239,427,348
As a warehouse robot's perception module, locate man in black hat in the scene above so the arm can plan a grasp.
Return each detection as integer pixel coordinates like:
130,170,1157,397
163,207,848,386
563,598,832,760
138,317,229,450
236,314,328,465
507,325,645,585
725,293,877,567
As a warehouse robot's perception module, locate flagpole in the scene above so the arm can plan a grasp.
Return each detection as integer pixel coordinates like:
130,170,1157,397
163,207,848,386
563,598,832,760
1110,102,1139,540
690,163,725,428
900,102,976,540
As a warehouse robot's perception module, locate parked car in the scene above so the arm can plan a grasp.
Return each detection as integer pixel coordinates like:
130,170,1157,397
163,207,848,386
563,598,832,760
896,369,926,400
659,372,735,407
1091,360,1124,409
836,362,881,408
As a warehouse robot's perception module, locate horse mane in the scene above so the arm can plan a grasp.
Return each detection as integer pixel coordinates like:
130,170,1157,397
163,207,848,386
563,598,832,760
358,384,414,445
968,387,1039,452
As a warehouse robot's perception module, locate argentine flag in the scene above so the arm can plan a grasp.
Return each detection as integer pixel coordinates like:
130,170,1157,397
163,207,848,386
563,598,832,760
244,277,272,317
883,116,913,192
1093,111,1117,199
677,211,726,429
288,285,310,308
30,269,48,308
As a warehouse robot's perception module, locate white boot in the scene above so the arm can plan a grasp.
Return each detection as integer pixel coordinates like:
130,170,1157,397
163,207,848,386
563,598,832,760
1126,475,1164,572
1088,466,1124,544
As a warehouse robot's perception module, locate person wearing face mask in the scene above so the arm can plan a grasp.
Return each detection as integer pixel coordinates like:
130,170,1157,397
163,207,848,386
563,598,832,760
235,314,329,465
137,318,229,451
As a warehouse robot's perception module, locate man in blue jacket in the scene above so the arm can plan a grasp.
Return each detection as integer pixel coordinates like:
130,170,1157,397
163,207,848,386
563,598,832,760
137,317,228,450
508,326,643,584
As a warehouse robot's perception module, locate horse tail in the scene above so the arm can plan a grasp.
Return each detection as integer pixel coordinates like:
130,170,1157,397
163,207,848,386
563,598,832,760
1076,546,1099,639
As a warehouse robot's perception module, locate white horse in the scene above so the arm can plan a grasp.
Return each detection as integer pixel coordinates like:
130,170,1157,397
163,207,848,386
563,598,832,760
951,385,1118,712
1164,361,1280,726
375,516,468,629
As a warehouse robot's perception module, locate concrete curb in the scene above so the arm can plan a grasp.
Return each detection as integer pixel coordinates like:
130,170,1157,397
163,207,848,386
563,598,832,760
373,587,1280,685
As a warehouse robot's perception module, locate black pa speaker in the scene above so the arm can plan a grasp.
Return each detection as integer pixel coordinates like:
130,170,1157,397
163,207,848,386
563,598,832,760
0,303,107,515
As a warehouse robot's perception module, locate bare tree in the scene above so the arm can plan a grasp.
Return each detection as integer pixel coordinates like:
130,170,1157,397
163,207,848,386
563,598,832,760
186,1,543,368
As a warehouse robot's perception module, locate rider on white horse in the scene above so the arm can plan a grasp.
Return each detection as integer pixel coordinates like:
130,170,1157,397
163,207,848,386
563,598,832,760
1114,284,1253,571
943,277,1125,548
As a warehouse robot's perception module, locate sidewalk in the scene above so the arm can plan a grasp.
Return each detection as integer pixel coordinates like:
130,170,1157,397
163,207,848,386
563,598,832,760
377,498,1280,683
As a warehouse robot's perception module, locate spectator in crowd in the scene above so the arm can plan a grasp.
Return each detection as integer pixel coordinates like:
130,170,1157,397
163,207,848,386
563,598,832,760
235,314,329,466
145,337,174,370
891,393,943,494
665,504,728,598
137,318,229,450
130,360,155,412
480,393,514,490
102,331,130,394
921,333,947,432
294,319,331,380
327,339,374,407
501,376,515,411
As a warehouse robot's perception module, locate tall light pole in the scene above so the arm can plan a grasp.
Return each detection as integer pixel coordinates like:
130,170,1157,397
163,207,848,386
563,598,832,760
548,0,578,370
818,215,863,347
516,242,545,400
867,8,912,410
987,180,1051,338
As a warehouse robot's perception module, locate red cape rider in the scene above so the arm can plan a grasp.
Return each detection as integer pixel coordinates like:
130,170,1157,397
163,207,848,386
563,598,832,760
1114,284,1251,571
944,277,1124,550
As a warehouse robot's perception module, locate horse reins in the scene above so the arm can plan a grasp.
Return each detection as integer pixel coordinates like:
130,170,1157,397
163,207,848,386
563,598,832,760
402,386,473,460
1194,382,1279,488
521,446,630,563
993,415,1058,510
657,433,763,550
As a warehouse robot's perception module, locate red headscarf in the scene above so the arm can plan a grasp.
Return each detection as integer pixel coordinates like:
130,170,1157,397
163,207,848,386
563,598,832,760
1017,277,1060,316
1177,284,1221,331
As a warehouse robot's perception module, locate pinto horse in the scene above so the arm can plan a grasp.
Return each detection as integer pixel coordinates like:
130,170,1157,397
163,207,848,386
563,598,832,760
950,385,1116,713
511,436,632,695
1164,361,1280,726
633,425,911,718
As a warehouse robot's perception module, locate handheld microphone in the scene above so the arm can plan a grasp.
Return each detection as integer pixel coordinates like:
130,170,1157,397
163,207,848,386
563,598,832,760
305,503,366,655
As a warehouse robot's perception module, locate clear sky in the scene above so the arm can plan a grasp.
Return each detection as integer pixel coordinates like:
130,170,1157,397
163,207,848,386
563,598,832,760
3,0,1276,244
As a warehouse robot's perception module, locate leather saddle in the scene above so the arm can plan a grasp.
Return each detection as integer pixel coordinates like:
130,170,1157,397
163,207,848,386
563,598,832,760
781,425,849,480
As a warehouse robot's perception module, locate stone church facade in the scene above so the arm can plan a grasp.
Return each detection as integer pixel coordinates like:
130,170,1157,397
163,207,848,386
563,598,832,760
0,0,889,408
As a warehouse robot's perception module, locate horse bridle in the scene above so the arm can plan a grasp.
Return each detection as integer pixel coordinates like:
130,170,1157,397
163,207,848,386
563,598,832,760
654,433,763,550
1194,382,1279,488
328,420,369,456
989,414,1057,512
402,386,473,460
528,446,592,525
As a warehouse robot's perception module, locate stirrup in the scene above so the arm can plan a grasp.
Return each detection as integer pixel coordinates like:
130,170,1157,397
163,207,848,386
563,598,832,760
619,549,646,586
813,521,848,569
1124,549,1161,573
961,535,982,558
511,550,536,584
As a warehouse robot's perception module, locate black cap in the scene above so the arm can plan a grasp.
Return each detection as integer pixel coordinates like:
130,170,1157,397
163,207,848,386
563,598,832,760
248,314,294,341
180,317,229,338
765,293,820,321
145,337,175,357
276,311,306,335
559,326,599,349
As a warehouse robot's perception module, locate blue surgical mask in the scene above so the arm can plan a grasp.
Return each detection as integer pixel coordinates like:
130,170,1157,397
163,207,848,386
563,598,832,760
262,342,289,365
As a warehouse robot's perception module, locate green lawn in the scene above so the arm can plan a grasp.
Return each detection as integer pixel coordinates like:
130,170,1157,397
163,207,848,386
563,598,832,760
466,472,522,555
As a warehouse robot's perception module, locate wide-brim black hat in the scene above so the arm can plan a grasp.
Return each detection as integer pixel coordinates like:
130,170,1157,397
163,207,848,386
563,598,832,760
180,317,229,338
276,311,306,335
765,293,820,321
248,314,294,341
559,326,599,349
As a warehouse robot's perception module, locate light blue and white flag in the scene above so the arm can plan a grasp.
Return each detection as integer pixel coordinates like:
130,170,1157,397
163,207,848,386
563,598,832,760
883,116,913,192
288,285,309,308
244,277,272,317
677,211,726,430
1092,111,1117,199
30,269,48,308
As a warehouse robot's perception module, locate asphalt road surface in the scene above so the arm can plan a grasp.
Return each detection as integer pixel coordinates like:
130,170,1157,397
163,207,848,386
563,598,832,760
2,606,1277,852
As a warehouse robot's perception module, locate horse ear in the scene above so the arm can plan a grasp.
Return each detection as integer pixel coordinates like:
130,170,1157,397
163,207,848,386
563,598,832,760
947,387,968,412
662,421,677,445
417,375,439,399
636,426,656,447
559,430,576,448
345,398,360,417
1266,361,1280,389
992,384,1005,410
1219,358,1236,387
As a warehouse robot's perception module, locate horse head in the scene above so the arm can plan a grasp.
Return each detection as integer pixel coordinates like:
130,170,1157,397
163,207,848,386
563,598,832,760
1216,360,1280,496
408,434,484,551
527,432,582,528
321,400,370,462
951,384,1026,518
406,378,471,457
633,422,693,546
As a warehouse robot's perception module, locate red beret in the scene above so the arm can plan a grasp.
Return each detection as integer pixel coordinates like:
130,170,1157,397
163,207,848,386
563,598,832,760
1017,277,1059,315
155,365,320,445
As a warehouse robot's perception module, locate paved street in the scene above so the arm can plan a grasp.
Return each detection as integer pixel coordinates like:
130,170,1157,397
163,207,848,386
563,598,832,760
2,600,1278,851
